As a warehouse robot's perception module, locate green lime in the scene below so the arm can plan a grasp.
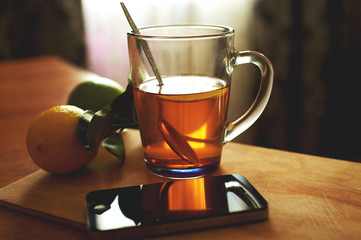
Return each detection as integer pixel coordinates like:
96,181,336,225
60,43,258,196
68,78,124,112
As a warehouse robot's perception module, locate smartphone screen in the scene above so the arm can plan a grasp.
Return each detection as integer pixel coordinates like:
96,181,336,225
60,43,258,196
86,174,268,239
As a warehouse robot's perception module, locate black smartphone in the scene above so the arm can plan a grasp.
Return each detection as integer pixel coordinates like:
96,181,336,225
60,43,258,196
86,174,268,239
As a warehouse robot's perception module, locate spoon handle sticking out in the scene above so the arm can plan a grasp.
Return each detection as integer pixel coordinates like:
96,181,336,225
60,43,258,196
120,2,163,88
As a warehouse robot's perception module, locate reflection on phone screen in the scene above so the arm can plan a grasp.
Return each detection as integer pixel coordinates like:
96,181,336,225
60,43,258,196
86,174,267,231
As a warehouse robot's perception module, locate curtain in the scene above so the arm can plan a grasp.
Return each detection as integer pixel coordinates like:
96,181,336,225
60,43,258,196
249,0,361,161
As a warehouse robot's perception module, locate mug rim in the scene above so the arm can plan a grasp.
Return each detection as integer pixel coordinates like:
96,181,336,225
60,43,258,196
127,24,234,39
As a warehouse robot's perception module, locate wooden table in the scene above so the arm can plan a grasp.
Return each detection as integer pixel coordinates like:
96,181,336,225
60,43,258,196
0,56,360,240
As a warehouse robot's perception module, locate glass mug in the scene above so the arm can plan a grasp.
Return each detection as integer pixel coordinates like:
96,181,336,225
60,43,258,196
128,25,273,178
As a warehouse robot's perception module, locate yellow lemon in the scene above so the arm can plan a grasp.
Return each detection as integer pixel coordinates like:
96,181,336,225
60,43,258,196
26,105,97,174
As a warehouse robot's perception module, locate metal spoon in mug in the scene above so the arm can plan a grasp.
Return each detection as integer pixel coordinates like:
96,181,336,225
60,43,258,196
120,2,163,88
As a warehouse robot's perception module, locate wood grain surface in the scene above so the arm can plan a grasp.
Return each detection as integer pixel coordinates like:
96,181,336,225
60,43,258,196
1,128,361,239
0,57,360,240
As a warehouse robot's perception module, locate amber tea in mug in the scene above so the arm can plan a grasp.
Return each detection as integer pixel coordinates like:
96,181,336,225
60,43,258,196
133,76,229,173
128,25,273,178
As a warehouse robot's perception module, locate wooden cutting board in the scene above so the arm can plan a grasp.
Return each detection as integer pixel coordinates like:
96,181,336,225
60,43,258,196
1,129,361,239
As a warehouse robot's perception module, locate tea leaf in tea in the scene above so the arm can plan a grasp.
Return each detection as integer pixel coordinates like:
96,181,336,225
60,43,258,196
159,119,199,165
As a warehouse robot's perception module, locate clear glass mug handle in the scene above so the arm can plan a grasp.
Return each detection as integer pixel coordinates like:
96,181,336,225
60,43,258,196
223,50,274,143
